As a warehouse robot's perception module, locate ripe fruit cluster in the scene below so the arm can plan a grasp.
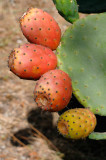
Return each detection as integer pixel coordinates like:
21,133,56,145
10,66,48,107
8,7,96,139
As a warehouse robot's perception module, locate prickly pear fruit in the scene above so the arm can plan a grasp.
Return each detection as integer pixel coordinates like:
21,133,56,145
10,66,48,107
20,8,61,50
34,69,72,112
8,43,57,80
57,108,96,139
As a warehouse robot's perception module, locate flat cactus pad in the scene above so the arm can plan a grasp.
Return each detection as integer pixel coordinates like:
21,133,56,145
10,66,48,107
77,0,106,13
57,13,106,116
89,132,106,140
52,0,79,23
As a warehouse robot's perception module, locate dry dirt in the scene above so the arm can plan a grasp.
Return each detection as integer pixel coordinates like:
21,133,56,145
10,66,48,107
0,0,106,160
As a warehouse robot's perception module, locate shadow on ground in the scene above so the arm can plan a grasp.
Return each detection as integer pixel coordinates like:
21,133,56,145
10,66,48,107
11,95,106,160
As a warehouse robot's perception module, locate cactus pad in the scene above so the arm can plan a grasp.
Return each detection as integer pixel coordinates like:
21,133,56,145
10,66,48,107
57,13,106,116
89,132,106,140
53,0,79,23
77,0,106,13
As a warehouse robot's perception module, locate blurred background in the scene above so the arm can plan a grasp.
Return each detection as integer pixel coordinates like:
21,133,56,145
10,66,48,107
0,0,106,160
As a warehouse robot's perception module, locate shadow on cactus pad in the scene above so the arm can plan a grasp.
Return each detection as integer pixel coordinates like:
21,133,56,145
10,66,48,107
77,0,106,13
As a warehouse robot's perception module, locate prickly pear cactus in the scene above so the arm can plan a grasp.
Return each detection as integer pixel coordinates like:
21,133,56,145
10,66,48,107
77,0,106,13
53,0,79,23
56,13,106,139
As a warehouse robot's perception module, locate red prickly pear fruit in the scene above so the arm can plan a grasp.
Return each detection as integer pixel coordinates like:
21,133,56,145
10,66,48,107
8,43,57,80
20,8,61,50
57,108,97,139
34,69,72,112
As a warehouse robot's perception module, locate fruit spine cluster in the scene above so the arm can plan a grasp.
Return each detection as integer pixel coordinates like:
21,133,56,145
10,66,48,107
8,7,96,140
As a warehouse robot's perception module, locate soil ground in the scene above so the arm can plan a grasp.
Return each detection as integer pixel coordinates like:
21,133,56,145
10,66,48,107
0,0,106,160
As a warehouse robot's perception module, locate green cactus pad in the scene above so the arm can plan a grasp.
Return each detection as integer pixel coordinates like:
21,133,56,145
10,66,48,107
53,0,79,23
77,0,106,13
57,13,106,116
89,132,106,140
